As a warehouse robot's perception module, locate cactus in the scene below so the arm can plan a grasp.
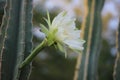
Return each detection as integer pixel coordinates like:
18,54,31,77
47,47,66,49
0,0,5,14
0,0,5,25
0,0,33,80
0,0,9,54
113,19,120,80
87,0,104,80
74,0,104,80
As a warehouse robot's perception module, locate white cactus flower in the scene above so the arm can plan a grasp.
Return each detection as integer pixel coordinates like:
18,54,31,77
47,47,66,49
40,11,85,56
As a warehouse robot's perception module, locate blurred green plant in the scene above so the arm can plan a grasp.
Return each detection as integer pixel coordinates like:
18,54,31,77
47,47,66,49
74,0,105,80
29,47,76,80
113,19,120,80
99,40,115,80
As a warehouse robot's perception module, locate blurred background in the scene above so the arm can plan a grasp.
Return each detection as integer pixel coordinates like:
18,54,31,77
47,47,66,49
0,0,120,80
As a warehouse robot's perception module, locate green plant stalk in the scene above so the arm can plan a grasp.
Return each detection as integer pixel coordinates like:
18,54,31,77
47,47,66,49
19,38,48,69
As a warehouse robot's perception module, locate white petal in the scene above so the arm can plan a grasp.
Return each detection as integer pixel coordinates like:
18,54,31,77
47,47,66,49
52,11,76,30
63,39,85,51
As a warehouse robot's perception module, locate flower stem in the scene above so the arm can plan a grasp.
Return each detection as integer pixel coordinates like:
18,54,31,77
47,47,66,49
19,38,48,69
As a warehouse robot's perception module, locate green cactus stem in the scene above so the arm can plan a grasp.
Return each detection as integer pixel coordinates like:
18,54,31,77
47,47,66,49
0,0,33,80
75,0,104,80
